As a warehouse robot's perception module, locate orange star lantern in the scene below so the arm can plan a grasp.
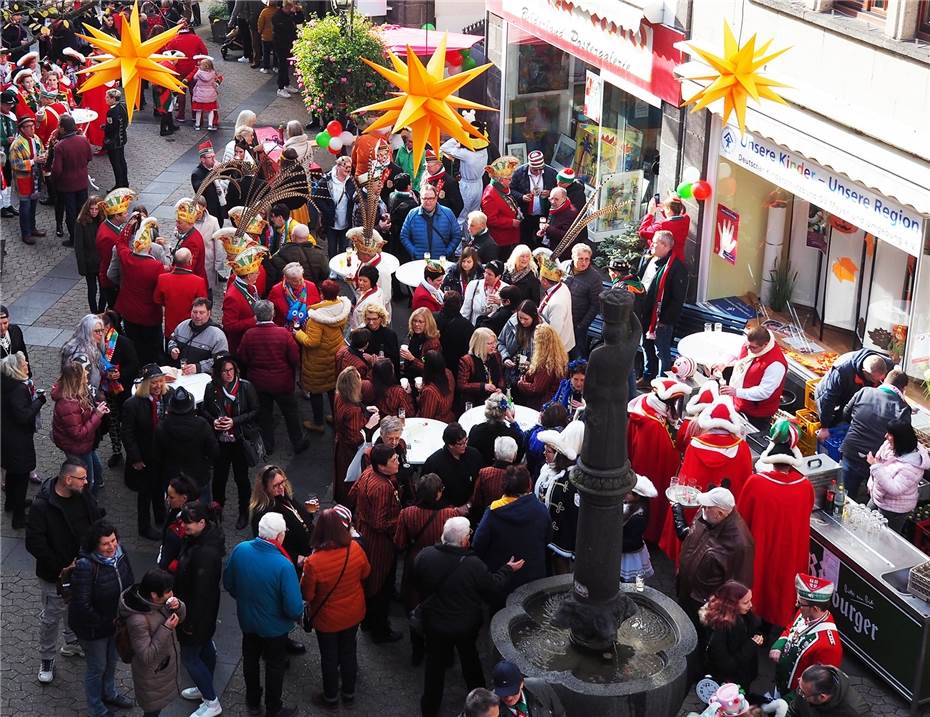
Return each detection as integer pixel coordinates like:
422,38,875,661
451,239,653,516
77,1,185,122
680,21,790,133
354,33,494,172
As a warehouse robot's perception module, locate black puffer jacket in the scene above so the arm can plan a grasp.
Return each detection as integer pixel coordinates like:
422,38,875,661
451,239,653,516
68,547,135,640
26,478,105,582
152,412,219,492
413,543,513,633
174,522,225,645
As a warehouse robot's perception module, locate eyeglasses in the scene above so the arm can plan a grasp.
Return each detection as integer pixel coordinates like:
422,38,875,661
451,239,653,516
65,474,88,482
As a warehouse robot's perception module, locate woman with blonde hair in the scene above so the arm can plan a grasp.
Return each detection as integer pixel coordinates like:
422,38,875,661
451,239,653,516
249,465,314,575
51,361,108,493
456,327,504,410
400,307,441,379
515,324,568,410
283,120,311,163
333,367,380,504
222,110,257,162
502,244,541,304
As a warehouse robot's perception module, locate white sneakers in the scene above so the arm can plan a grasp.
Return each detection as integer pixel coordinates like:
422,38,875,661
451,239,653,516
276,89,291,98
60,641,84,657
38,659,54,683
191,698,223,717
237,57,250,63
182,687,203,701
259,68,268,73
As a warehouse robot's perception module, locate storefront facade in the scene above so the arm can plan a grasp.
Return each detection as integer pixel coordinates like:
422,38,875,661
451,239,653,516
485,0,685,238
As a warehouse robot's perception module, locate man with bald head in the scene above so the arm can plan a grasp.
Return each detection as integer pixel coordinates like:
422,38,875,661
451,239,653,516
538,186,585,258
270,221,329,288
154,247,208,342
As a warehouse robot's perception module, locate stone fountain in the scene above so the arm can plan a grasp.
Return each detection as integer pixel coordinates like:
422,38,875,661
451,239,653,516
491,288,697,716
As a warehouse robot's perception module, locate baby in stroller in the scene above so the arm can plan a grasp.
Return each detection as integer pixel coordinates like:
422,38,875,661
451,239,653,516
220,25,245,61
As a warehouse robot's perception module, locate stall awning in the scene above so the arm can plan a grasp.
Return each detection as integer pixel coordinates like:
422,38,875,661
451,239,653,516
558,0,646,31
374,25,482,55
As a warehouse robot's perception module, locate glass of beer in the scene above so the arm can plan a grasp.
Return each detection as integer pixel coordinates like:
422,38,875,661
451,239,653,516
305,494,320,514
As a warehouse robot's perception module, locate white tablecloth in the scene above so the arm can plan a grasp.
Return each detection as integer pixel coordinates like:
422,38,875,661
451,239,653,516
161,367,211,405
373,417,447,465
676,330,746,369
395,258,453,288
328,251,399,280
457,404,540,435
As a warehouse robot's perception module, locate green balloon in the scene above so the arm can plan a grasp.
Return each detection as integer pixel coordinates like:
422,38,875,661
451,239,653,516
462,56,477,71
421,22,435,30
676,181,693,199
316,131,331,148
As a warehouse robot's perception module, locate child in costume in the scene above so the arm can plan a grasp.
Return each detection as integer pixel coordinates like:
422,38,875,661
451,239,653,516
187,55,222,131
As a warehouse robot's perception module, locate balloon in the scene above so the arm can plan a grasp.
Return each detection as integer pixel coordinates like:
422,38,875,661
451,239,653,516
692,180,712,201
421,23,435,30
447,51,464,67
329,147,341,155
682,166,701,183
461,56,477,71
315,131,331,148
339,130,355,145
676,181,694,199
326,120,343,137
328,136,344,151
718,162,732,179
642,0,664,24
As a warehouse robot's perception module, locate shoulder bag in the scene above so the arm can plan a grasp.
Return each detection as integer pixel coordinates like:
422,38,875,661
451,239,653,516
408,553,466,636
302,546,351,633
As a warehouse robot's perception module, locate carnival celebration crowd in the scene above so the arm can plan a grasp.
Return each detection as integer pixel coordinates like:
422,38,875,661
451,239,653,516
2,2,917,717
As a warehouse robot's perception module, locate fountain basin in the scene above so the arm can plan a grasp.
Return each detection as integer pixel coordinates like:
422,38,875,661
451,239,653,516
491,575,697,717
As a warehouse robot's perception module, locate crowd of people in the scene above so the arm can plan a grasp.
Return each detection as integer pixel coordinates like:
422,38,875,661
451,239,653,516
2,3,913,717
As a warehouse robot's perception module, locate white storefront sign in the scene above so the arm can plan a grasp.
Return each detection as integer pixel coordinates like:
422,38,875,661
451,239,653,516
720,125,925,257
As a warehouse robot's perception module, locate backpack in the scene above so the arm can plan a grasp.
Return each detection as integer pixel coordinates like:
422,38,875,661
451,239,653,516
56,559,98,604
113,615,134,663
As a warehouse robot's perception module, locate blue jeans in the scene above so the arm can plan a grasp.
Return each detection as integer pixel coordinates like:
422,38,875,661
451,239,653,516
181,641,218,701
643,322,674,381
80,636,118,717
18,196,37,239
841,455,869,502
77,451,103,494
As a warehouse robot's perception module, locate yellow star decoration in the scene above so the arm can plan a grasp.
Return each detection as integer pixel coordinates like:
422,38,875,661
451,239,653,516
354,33,495,172
77,1,185,123
681,21,790,134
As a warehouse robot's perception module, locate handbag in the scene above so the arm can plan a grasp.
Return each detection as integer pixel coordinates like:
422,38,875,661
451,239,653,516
408,554,466,636
241,423,266,467
302,546,351,633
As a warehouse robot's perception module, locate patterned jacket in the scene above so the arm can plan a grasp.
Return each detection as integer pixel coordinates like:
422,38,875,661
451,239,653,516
9,132,44,196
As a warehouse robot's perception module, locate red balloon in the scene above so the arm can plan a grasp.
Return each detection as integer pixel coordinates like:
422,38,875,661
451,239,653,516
326,120,343,137
692,180,713,201
328,147,341,155
447,51,464,67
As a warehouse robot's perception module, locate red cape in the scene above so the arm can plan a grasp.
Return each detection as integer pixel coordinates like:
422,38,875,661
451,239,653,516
628,396,681,544
658,432,752,565
738,469,815,627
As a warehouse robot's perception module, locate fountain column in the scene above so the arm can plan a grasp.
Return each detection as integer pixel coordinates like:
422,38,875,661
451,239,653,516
554,288,640,651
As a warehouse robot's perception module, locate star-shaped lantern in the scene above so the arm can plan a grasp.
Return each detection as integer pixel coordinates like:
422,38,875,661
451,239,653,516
77,1,186,122
680,21,790,133
354,33,494,172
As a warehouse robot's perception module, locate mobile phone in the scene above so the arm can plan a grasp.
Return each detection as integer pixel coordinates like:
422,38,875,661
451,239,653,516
653,193,661,204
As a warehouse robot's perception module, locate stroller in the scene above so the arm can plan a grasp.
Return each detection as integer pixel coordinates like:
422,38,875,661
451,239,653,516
220,25,246,61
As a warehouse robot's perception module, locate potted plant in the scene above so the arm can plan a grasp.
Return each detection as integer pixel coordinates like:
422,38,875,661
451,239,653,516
208,1,229,44
593,224,647,270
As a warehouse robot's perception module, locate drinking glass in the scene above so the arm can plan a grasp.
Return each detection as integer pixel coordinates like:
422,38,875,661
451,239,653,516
714,322,722,332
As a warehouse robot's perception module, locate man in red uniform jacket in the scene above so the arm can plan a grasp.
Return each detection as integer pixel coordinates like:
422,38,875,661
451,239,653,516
171,198,206,281
34,91,68,146
153,248,208,338
163,21,206,122
738,420,815,628
659,395,753,564
222,239,265,356
480,156,521,251
96,188,135,310
115,216,168,364
639,192,690,262
267,262,321,327
721,326,787,435
627,377,691,543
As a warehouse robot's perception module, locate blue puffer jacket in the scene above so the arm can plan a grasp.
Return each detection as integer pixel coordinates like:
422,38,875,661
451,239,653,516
814,348,894,428
222,537,303,638
400,204,461,259
68,546,135,641
472,493,551,591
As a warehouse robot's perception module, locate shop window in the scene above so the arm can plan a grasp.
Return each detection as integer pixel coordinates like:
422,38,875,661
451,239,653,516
834,0,888,24
904,242,930,408
918,1,930,41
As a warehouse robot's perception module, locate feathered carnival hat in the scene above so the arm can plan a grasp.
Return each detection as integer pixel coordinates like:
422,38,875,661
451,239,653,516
16,50,38,67
132,217,158,255
347,140,388,255
227,205,267,237
650,377,692,401
685,379,718,416
175,198,198,225
215,227,252,262
230,243,266,277
102,188,136,217
756,418,803,470
424,260,445,280
537,253,564,282
697,396,743,436
486,155,519,181
346,226,386,255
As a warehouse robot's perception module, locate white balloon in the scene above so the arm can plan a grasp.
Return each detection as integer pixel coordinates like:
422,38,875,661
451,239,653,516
339,130,355,145
718,162,732,179
328,136,344,151
683,166,701,183
642,0,664,25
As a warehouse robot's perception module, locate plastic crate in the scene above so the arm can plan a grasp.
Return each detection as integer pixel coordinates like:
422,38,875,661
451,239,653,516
799,434,818,457
816,424,848,462
804,378,820,414
916,519,930,555
908,561,930,601
794,408,820,437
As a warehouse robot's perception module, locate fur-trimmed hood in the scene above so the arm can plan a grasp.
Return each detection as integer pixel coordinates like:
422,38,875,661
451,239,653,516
307,297,351,325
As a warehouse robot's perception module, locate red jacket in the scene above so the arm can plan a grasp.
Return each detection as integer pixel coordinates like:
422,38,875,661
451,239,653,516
222,281,259,356
268,280,322,327
173,228,207,281
153,269,208,338
164,30,207,81
96,219,122,289
237,322,299,394
411,285,443,313
300,541,370,633
638,212,690,262
481,183,520,248
115,241,168,327
51,384,103,455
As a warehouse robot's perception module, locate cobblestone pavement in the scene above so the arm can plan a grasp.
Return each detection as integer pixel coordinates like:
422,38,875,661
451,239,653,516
1,27,925,717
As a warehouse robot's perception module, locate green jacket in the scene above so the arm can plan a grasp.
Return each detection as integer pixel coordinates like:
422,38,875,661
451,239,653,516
393,145,424,189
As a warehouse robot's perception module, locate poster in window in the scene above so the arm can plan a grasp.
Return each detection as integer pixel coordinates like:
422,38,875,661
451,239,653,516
551,134,576,172
597,170,644,233
807,206,828,254
583,70,602,124
714,204,740,265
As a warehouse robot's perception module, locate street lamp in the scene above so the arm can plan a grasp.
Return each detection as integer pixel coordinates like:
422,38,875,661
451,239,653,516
331,0,355,37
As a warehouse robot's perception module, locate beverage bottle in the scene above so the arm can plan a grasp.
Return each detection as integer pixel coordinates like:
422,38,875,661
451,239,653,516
834,483,847,519
824,479,836,515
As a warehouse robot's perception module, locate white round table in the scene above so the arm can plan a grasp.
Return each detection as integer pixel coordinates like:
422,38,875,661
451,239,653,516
457,404,540,435
329,251,399,280
395,258,452,288
160,367,211,404
373,417,447,465
71,108,98,136
676,330,746,369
